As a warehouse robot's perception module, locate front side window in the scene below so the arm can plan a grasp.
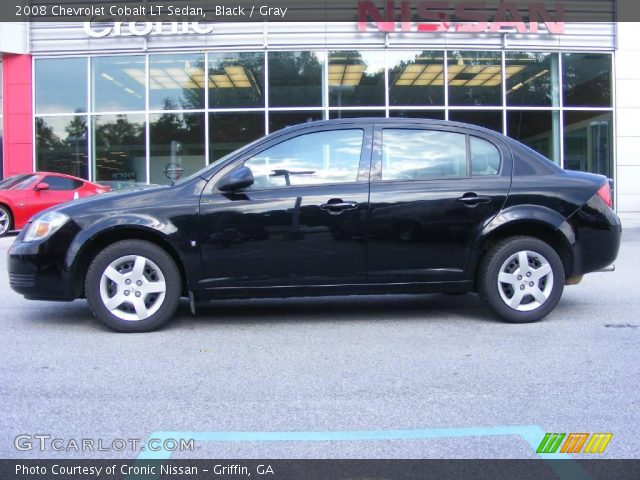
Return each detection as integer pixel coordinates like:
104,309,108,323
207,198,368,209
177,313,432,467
245,129,364,189
470,136,501,176
381,129,467,181
42,176,78,190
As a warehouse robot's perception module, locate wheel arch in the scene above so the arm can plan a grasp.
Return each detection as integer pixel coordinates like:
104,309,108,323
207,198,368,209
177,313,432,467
471,206,576,285
72,226,189,298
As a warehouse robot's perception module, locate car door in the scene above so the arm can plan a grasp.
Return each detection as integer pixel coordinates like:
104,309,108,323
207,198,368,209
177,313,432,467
367,124,512,283
198,124,373,290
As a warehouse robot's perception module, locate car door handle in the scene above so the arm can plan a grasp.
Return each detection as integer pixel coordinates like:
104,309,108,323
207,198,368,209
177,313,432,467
457,194,491,205
320,200,359,214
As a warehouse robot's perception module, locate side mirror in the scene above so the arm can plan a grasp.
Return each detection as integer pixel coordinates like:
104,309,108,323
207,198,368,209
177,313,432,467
35,182,50,191
218,166,254,192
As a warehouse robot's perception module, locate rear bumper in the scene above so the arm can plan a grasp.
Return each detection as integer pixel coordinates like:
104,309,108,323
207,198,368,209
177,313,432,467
567,197,622,276
7,226,78,301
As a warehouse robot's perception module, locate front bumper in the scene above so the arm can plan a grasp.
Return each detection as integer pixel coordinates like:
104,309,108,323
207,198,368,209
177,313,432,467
7,224,79,301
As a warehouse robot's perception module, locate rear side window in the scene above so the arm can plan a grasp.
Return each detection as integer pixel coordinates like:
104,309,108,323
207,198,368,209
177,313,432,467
42,176,79,191
471,136,501,176
381,129,467,181
245,129,364,189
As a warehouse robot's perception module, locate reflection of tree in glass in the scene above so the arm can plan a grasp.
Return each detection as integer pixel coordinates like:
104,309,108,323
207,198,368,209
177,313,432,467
507,52,553,106
95,115,143,147
36,118,62,147
269,52,322,106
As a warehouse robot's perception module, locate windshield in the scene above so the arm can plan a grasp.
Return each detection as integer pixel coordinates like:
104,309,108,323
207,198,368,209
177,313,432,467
0,174,36,190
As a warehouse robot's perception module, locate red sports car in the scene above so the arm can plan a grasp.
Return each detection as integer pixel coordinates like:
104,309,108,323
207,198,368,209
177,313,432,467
0,172,110,237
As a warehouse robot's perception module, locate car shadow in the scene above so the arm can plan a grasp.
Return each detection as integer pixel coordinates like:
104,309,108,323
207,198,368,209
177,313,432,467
170,293,499,330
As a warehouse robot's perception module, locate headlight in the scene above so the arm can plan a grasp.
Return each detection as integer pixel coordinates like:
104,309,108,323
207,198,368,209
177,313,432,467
23,212,70,242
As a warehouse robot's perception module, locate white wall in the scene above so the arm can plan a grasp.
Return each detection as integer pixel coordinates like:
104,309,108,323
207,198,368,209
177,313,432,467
0,23,28,54
616,23,640,212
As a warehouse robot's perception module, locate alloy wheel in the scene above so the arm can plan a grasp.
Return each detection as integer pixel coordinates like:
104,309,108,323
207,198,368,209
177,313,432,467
0,209,9,235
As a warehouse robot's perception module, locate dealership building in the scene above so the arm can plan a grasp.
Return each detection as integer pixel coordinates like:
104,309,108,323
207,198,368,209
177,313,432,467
0,15,639,211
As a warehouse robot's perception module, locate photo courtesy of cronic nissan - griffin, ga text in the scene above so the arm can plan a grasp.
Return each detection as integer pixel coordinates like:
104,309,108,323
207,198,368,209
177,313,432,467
7,119,621,332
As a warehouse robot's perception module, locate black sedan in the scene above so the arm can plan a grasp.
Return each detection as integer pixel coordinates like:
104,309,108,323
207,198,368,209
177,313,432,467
8,119,621,332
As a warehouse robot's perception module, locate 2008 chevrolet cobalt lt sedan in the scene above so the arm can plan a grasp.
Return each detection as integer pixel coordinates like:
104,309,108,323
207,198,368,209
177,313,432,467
8,119,621,332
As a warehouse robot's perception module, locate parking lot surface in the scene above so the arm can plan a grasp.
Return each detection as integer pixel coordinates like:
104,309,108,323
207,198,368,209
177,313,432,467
1,229,638,459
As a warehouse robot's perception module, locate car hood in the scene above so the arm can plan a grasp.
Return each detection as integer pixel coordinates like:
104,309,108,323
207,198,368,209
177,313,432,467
36,184,173,220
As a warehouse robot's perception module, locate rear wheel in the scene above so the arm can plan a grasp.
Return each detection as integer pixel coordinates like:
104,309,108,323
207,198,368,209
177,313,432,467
85,240,181,332
0,205,12,237
478,236,564,323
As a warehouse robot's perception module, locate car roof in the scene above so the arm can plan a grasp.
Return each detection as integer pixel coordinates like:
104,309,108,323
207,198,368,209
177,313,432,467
276,117,506,139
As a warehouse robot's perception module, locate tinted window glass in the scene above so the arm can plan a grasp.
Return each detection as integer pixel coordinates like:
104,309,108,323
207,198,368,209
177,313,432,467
210,112,265,163
562,53,612,107
36,58,88,113
388,51,445,106
329,51,385,107
245,129,364,189
42,176,77,190
381,129,467,181
448,51,502,106
209,52,265,108
149,53,205,110
471,137,500,176
268,51,323,107
92,56,146,112
36,116,89,179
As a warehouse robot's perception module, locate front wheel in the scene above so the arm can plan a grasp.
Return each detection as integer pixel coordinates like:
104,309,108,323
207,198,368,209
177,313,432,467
85,240,181,332
0,205,12,237
478,236,564,323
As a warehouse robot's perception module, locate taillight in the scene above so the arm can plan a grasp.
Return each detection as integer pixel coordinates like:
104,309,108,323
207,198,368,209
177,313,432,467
596,181,612,208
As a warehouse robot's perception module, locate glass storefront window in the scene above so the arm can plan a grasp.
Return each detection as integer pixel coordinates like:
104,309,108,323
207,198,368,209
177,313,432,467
92,56,146,112
562,53,612,107
269,111,323,133
564,111,612,178
506,52,559,107
150,54,205,110
389,110,445,120
448,51,502,106
36,116,89,178
209,52,265,108
93,114,146,185
209,112,265,163
329,51,385,107
507,110,561,163
388,51,445,106
150,112,205,185
268,51,323,107
36,58,88,114
449,110,503,133
329,110,385,119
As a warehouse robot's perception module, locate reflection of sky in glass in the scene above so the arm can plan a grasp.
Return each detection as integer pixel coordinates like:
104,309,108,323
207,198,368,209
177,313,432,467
246,130,363,188
382,130,466,180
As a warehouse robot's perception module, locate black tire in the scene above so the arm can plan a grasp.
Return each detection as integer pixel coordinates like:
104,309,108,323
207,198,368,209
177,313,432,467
478,236,564,323
85,240,181,332
0,205,12,237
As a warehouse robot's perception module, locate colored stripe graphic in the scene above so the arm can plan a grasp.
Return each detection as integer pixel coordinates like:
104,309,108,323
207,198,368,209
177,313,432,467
537,432,565,453
584,433,613,454
561,433,589,454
